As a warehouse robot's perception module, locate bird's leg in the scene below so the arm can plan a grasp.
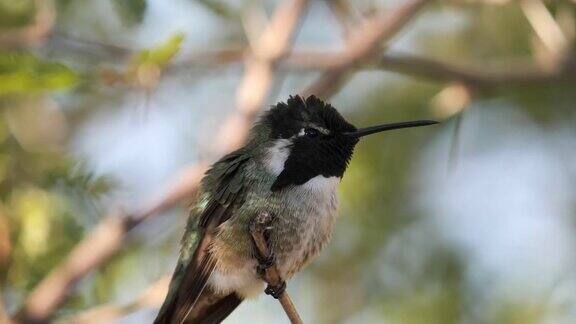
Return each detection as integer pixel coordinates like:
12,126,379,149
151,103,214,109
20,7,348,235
250,212,288,300
256,252,276,277
255,252,286,299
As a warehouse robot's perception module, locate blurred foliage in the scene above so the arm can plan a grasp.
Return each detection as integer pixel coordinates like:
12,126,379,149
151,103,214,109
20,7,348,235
6,188,84,290
0,5,111,312
0,95,114,304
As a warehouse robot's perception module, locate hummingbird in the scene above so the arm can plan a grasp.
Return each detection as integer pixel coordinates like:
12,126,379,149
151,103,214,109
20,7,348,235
154,95,437,323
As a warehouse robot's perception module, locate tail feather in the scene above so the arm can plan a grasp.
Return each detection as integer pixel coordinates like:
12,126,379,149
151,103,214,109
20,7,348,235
155,204,226,324
154,246,241,324
154,262,185,324
155,177,245,323
173,257,217,322
156,283,242,324
187,292,242,324
153,258,216,324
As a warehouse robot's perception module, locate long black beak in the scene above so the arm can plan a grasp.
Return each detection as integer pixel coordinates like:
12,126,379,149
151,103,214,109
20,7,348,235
344,120,438,138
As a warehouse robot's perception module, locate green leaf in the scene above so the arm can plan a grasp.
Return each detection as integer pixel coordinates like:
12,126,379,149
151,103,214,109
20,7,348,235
112,0,147,26
0,52,79,96
134,32,185,68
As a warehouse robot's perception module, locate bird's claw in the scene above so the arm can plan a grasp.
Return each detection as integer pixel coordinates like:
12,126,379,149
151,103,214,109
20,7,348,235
256,252,275,277
265,281,286,299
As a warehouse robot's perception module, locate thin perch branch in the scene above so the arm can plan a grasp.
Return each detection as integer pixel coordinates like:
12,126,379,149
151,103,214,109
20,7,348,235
250,212,303,324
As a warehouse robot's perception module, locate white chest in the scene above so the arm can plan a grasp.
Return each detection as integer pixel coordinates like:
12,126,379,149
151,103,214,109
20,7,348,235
276,175,339,277
298,175,340,248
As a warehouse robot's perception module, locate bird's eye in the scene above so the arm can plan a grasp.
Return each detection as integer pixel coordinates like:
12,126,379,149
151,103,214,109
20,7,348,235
304,128,320,138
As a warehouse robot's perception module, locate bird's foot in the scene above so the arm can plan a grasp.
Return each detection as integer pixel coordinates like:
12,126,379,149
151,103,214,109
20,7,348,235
265,281,286,299
256,252,275,277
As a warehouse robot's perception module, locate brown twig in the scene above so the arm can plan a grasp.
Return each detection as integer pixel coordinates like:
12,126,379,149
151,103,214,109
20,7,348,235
250,212,303,324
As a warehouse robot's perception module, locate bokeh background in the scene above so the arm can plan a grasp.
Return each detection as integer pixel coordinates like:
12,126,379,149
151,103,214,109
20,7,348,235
2,0,576,323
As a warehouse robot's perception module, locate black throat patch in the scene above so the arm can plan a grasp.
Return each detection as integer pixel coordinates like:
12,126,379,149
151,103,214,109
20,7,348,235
270,135,358,191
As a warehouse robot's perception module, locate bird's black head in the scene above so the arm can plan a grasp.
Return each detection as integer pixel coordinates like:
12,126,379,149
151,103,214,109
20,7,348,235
259,95,437,191
261,95,357,191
